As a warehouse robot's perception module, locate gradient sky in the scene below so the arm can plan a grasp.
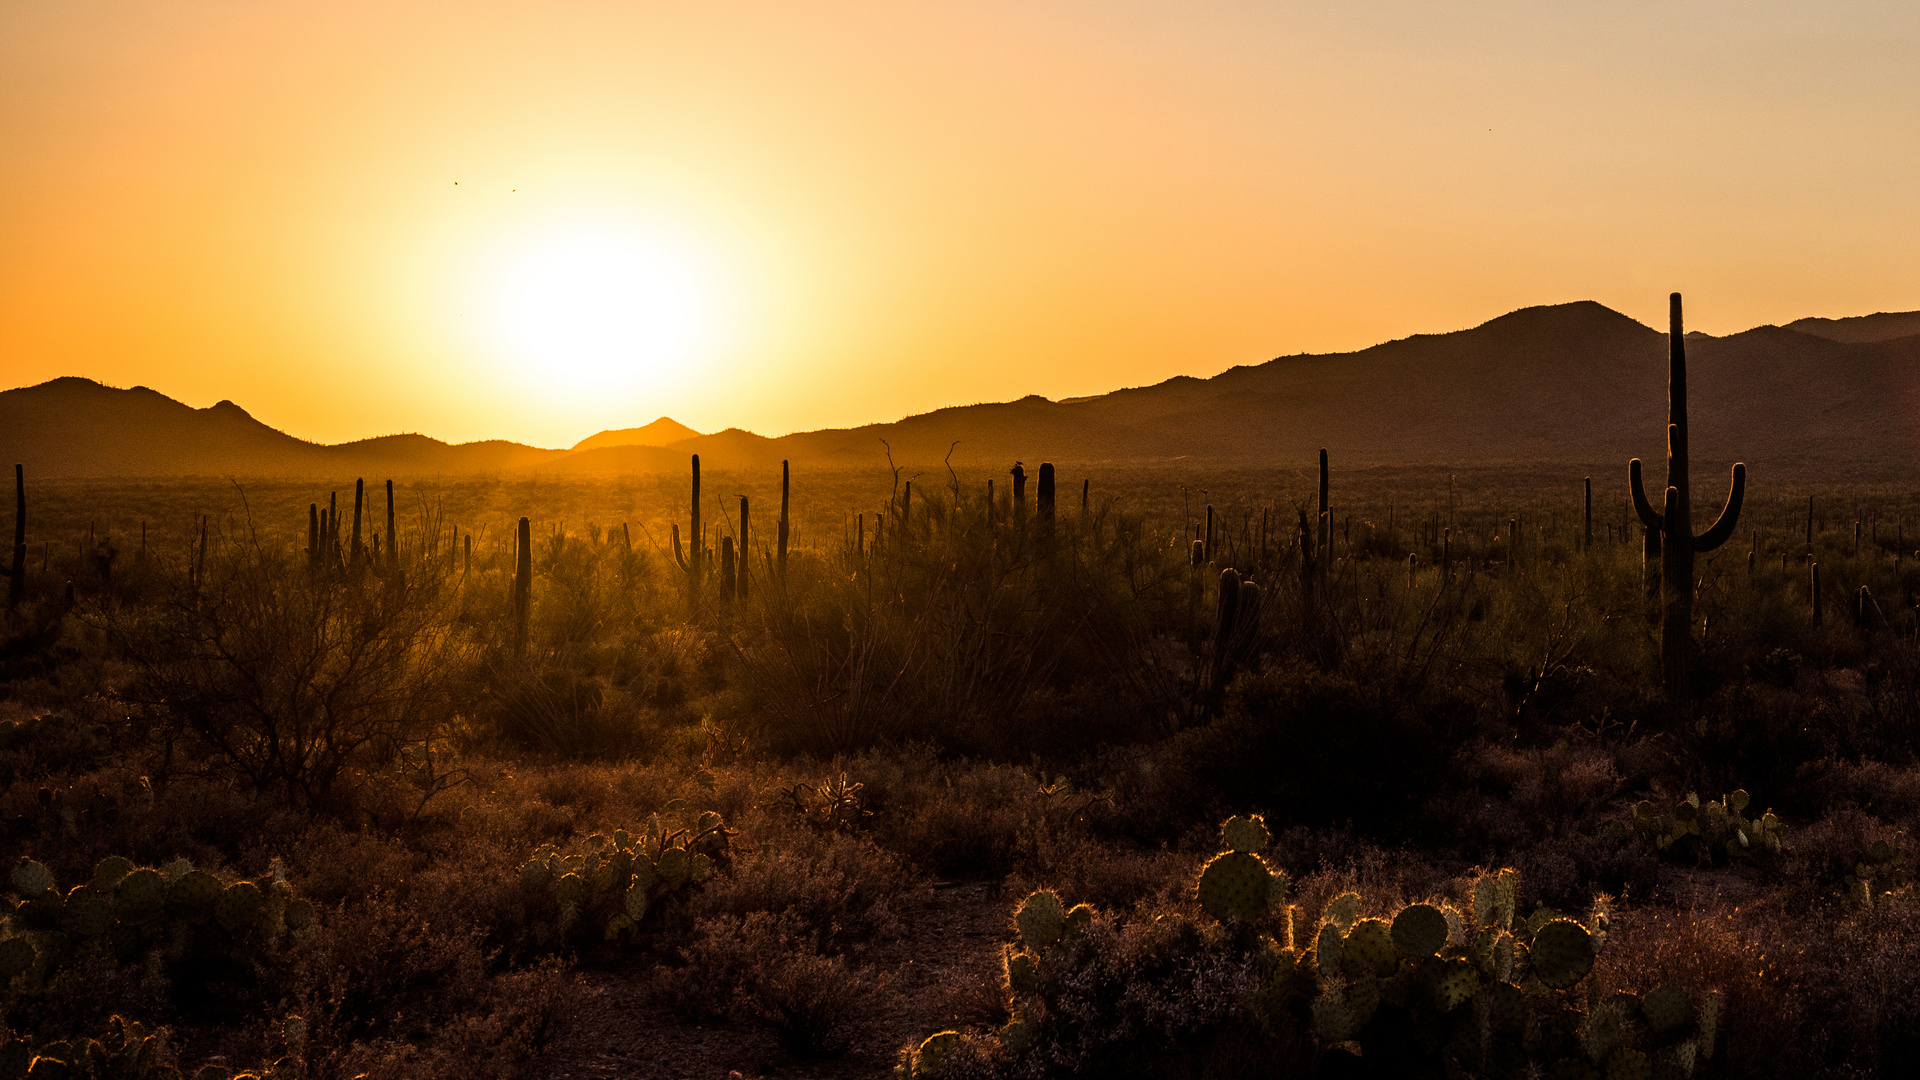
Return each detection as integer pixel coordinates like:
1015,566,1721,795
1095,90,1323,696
2,1,1916,448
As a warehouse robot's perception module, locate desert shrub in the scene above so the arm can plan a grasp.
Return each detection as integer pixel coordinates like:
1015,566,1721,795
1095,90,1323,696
682,826,914,956
663,910,888,1059
1591,903,1812,1078
105,526,473,815
304,960,570,1080
481,661,676,760
857,755,1074,880
0,706,113,787
1165,662,1468,829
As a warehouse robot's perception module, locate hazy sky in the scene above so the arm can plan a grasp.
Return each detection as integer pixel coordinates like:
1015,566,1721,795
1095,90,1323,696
2,1,1915,447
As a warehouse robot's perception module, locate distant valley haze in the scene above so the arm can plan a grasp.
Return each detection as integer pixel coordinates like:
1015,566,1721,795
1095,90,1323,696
6,300,1919,484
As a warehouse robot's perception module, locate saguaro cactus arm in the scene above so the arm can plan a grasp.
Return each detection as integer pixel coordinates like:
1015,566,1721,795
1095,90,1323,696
1628,458,1662,530
671,524,690,574
1692,463,1746,552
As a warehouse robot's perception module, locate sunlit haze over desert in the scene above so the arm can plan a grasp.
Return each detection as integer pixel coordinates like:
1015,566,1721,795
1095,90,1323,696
3,1,1917,447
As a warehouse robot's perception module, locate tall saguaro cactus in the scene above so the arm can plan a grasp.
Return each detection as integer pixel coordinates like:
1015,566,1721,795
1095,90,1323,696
738,495,750,601
777,460,790,580
512,516,532,656
349,479,365,571
1037,463,1056,540
1629,293,1747,699
385,480,397,577
7,465,25,610
671,455,702,607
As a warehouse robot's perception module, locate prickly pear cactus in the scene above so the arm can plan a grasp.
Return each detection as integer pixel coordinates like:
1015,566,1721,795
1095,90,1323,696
0,1014,179,1080
1196,851,1279,924
3,858,314,998
1389,903,1448,959
1221,815,1269,854
510,802,733,954
1632,788,1785,865
1014,890,1065,950
898,823,1728,1080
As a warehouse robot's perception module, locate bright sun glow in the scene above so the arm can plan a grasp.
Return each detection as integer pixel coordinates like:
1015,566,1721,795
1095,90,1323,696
483,221,724,398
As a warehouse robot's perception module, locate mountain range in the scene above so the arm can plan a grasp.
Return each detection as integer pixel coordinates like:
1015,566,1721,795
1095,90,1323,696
5,302,1918,482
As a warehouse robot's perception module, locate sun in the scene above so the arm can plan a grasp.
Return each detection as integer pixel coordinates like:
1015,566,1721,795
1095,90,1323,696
483,221,723,397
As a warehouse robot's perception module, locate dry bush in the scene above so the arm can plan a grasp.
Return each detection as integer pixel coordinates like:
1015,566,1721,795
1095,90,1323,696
1420,740,1659,909
857,755,1069,880
684,825,916,956
309,961,572,1080
661,911,889,1059
1592,903,1813,1078
1006,834,1196,915
1797,756,1920,822
104,523,474,816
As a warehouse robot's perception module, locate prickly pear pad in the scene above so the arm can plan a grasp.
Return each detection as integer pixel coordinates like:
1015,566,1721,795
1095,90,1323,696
1529,918,1595,989
1640,984,1690,1034
1390,903,1448,959
92,857,133,891
0,937,33,982
1341,919,1397,978
1015,890,1066,950
1196,851,1271,923
913,1031,961,1077
1222,815,1270,854
1431,957,1480,1012
1323,891,1361,932
61,886,114,938
11,861,53,898
113,869,166,925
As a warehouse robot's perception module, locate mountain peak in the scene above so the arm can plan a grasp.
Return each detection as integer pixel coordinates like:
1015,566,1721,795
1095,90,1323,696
572,417,703,451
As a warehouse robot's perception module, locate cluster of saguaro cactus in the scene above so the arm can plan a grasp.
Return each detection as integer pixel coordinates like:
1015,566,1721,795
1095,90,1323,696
1210,568,1263,693
307,479,404,581
510,803,732,951
1628,294,1747,700
1630,789,1785,864
900,817,1723,1079
2,857,314,994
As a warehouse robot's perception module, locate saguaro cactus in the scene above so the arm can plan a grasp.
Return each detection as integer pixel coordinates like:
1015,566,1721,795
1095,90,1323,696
8,465,25,610
1011,463,1027,526
777,460,790,580
1317,449,1330,561
385,480,397,576
670,455,702,607
1629,293,1746,699
1583,476,1593,550
307,503,320,571
513,517,532,655
350,479,365,571
1037,463,1055,538
737,495,750,600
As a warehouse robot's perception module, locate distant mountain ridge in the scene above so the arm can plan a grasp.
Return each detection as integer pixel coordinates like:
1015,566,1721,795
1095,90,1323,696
1782,311,1920,345
572,417,702,451
6,301,1920,480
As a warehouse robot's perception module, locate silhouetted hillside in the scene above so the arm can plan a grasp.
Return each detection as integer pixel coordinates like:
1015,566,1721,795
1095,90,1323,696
9,300,1920,481
1783,311,1920,344
572,418,702,451
0,379,564,478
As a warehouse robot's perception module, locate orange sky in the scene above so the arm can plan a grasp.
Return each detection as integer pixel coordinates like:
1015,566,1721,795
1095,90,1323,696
3,1,1916,448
